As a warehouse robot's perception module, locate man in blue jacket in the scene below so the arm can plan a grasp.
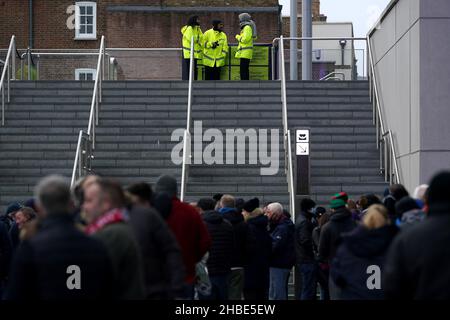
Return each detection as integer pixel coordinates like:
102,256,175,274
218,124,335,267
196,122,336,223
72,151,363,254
266,202,295,300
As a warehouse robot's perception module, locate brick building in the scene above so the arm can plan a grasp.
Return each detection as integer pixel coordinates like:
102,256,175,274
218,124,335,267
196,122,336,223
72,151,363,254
1,0,282,80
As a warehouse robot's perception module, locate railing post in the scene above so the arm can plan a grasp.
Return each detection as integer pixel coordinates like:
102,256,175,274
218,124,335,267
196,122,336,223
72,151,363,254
12,37,16,81
27,47,31,80
2,84,4,126
7,63,10,103
36,55,40,80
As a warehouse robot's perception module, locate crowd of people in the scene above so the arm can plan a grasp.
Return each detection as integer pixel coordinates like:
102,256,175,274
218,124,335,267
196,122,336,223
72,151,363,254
0,171,449,300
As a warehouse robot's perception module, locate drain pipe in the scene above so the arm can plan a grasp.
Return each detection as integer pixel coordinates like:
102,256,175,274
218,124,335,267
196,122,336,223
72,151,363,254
29,0,34,49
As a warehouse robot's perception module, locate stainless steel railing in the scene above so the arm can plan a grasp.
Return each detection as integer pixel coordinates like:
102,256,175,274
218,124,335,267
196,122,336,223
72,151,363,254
367,36,400,185
1,35,16,126
70,35,106,187
180,37,194,202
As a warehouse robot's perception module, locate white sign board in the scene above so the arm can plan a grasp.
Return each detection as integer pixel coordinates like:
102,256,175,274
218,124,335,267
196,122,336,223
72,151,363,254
296,130,310,143
296,143,309,156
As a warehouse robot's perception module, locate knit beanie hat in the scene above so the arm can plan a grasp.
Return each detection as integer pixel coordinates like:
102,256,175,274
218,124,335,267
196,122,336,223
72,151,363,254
427,171,450,212
329,192,348,209
155,175,178,199
332,192,349,203
243,198,260,213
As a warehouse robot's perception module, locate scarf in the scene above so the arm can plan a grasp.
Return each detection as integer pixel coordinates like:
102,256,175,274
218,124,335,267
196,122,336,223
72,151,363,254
85,208,128,235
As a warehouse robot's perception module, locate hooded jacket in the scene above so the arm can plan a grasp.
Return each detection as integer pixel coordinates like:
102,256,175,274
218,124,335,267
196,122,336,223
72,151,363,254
383,203,450,299
331,225,398,300
318,207,357,263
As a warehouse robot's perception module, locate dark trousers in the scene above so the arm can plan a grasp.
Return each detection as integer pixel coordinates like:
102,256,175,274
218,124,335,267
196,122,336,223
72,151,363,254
240,58,250,80
317,265,330,300
182,58,198,80
205,65,221,80
199,273,230,300
297,262,317,300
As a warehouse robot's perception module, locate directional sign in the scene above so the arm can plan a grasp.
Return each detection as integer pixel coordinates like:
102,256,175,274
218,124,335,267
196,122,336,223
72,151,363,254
296,130,310,143
296,143,309,156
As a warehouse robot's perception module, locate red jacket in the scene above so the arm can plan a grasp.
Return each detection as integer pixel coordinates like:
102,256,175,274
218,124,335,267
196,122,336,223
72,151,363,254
166,197,211,284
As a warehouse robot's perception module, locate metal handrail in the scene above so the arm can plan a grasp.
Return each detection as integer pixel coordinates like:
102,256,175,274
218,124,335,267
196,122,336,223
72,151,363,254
70,35,105,187
21,51,112,80
367,36,400,184
320,72,345,81
278,35,296,218
180,36,194,202
1,35,16,126
87,35,105,148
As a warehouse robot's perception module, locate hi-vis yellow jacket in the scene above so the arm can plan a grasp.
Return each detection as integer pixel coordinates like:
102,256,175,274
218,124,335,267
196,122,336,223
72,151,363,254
181,25,203,59
202,29,229,68
235,25,254,60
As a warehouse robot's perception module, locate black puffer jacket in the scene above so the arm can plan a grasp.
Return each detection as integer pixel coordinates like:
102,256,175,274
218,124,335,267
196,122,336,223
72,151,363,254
220,208,248,268
202,210,234,275
295,211,315,264
318,207,357,264
128,206,185,299
244,214,272,291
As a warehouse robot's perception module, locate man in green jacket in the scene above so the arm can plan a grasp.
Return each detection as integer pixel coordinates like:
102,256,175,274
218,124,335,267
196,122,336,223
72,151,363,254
83,178,145,300
235,13,257,80
181,15,203,80
202,20,228,80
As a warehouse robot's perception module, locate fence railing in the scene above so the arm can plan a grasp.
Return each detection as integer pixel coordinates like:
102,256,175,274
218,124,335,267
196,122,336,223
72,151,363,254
180,37,194,202
1,35,16,126
367,36,400,185
278,36,296,219
70,35,105,187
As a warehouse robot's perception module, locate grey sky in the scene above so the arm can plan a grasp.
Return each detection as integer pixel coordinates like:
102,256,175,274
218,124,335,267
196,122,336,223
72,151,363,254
279,0,391,37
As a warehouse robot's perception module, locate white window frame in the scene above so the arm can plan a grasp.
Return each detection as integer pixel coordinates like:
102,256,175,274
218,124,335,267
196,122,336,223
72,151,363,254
74,2,97,40
75,68,97,81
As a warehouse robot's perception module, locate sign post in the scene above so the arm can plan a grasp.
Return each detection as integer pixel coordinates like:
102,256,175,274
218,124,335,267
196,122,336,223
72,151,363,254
294,128,311,299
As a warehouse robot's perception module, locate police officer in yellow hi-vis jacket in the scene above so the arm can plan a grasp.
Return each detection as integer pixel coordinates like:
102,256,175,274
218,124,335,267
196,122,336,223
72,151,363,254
235,13,257,80
202,20,228,81
181,16,203,80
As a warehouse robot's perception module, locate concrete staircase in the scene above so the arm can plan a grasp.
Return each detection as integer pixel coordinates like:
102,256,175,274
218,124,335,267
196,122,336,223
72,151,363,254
0,80,387,212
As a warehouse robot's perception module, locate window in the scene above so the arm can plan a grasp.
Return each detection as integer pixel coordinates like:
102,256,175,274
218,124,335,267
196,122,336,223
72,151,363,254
75,2,97,40
75,68,96,81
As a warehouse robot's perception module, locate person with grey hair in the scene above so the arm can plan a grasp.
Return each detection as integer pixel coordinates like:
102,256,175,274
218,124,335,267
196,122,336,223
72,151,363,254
4,175,115,300
154,175,211,299
265,202,295,300
235,12,257,80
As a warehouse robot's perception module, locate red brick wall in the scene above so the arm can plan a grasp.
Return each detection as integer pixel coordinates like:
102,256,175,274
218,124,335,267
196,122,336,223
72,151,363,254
0,0,29,48
1,0,280,49
1,0,281,80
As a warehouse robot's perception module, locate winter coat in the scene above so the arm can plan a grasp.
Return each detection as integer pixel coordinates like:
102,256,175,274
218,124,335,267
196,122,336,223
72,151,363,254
383,204,450,299
0,220,12,282
128,206,185,299
94,222,146,300
270,216,295,269
4,214,114,300
219,207,248,268
244,214,272,290
318,207,357,264
202,210,234,275
166,197,211,284
295,211,316,264
331,225,398,300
